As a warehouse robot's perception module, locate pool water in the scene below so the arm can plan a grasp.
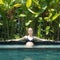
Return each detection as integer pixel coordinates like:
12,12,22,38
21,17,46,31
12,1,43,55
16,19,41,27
0,49,60,60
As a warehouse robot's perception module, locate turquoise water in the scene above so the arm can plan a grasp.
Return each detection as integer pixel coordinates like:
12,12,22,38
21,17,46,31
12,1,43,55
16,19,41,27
0,49,60,60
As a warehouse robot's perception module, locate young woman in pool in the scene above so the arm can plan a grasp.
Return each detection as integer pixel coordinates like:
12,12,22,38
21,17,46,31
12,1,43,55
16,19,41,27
20,27,41,47
7,28,53,47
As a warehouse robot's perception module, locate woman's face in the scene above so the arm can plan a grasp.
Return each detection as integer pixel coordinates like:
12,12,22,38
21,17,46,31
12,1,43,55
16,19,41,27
28,28,33,36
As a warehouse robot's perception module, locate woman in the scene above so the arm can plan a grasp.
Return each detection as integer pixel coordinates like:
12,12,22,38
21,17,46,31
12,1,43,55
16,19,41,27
22,28,40,47
7,28,53,47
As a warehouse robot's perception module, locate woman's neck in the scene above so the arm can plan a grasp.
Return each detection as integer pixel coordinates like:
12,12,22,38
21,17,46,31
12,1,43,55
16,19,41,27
28,35,33,37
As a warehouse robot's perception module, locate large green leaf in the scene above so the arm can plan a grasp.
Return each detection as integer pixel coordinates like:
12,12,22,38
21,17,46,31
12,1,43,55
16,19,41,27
25,20,32,26
46,26,50,35
44,13,52,21
28,9,37,14
13,3,22,8
59,23,60,28
26,0,32,8
52,13,60,21
0,0,4,5
33,0,41,9
19,14,26,17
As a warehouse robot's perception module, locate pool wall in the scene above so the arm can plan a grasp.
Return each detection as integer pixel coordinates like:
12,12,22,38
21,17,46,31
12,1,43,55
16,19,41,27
0,41,60,45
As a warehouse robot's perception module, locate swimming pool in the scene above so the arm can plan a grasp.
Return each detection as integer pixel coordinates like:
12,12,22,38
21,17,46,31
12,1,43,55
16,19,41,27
0,41,60,60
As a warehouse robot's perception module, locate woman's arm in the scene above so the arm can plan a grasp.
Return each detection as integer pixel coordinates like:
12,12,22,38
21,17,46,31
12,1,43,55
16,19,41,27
34,37,42,42
6,36,26,42
34,36,54,42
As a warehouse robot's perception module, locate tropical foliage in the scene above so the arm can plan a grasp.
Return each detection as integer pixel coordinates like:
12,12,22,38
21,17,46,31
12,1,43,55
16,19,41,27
0,0,60,40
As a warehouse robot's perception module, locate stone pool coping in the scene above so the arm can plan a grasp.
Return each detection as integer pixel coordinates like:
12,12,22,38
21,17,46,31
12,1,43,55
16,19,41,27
0,45,60,49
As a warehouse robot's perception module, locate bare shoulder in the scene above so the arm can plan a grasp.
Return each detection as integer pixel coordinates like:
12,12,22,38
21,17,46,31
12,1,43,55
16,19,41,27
24,36,28,38
33,36,41,41
34,36,40,39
